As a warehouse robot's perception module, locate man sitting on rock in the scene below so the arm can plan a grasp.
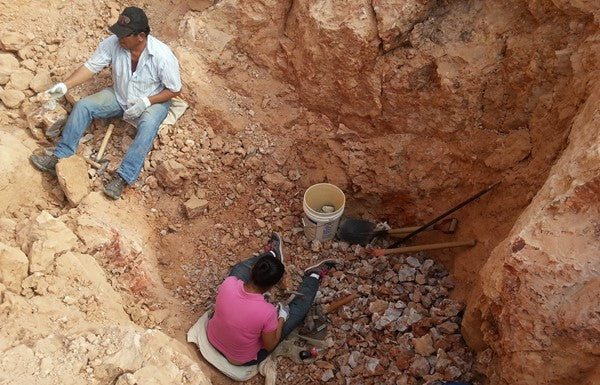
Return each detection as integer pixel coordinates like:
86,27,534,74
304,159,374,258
30,6,182,200
207,232,336,365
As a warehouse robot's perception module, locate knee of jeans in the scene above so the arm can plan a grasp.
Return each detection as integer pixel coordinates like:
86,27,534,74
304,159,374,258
75,97,101,113
139,111,166,128
73,99,90,112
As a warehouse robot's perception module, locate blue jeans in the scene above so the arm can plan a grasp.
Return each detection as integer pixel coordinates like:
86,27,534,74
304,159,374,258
228,253,320,365
54,88,170,184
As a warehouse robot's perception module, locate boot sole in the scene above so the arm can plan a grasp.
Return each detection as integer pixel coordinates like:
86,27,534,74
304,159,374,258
303,259,337,275
30,158,57,175
271,232,284,264
103,188,122,200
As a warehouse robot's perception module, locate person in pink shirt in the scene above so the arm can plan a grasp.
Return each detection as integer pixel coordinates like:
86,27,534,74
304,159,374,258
206,232,336,365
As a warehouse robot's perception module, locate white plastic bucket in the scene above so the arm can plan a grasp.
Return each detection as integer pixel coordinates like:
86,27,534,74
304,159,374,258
302,183,345,241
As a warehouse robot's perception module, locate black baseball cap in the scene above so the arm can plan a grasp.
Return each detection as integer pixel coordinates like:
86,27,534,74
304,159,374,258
109,7,149,38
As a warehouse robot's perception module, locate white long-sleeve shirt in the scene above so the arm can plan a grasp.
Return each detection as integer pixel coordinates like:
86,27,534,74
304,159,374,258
84,34,182,109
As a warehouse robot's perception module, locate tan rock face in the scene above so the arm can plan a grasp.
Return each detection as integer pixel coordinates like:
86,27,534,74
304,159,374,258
0,53,20,85
29,69,52,93
56,155,91,207
282,0,381,118
0,131,46,214
0,31,32,51
465,83,600,385
16,211,78,273
6,68,34,91
0,243,29,292
372,0,436,52
0,88,25,108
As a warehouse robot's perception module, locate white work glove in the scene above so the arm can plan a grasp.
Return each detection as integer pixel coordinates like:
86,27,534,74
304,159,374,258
123,97,151,121
276,303,289,321
45,82,68,99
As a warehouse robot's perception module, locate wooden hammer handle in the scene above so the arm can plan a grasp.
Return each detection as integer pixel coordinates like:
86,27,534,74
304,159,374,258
325,293,358,314
96,123,114,161
378,239,477,256
84,157,101,168
387,226,421,235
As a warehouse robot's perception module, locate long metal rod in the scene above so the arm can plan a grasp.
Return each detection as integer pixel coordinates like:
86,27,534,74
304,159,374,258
388,182,500,248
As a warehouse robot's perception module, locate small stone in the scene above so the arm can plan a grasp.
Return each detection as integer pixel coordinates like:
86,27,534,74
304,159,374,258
288,169,301,181
413,334,435,356
321,205,335,213
311,240,322,252
421,259,435,273
0,31,31,51
184,196,208,218
0,88,25,108
235,183,246,194
405,307,423,324
437,321,459,334
145,175,158,189
6,69,34,90
398,266,416,282
415,273,427,284
364,356,382,373
409,356,431,377
262,172,293,191
29,70,52,93
368,300,388,314
0,53,20,84
155,159,190,189
348,351,361,368
321,369,334,382
406,256,421,268
0,243,29,292
440,275,455,288
444,365,462,380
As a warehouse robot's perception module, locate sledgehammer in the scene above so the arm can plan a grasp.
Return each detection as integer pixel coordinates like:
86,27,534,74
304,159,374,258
95,123,114,162
85,124,114,175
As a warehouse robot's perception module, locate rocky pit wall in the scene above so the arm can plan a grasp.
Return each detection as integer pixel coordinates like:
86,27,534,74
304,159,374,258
0,0,599,384
186,0,600,384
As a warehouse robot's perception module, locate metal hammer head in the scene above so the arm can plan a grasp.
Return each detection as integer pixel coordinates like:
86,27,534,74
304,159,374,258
96,159,110,175
85,157,110,175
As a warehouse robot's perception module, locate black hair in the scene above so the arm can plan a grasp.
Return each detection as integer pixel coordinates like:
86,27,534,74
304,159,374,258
250,255,285,290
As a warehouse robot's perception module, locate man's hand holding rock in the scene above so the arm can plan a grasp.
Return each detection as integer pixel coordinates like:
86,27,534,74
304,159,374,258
45,82,68,99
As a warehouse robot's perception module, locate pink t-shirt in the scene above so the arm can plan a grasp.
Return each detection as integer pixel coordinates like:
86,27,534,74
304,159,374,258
207,276,278,363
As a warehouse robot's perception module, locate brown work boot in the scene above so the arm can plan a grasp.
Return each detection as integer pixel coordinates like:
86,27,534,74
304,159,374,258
103,175,128,200
30,154,58,175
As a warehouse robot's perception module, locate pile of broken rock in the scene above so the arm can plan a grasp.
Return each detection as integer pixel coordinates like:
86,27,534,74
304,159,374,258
202,234,478,385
